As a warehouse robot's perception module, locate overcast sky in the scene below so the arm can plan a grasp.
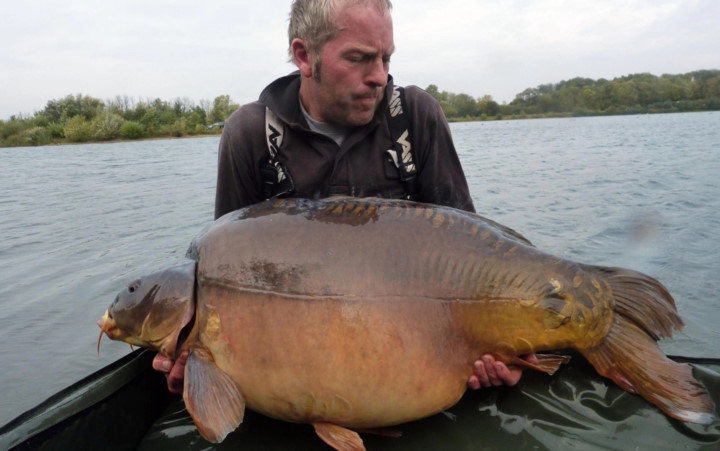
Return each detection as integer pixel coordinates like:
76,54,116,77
2,0,719,119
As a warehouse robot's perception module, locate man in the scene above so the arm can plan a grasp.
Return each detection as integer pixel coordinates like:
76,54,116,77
154,0,533,396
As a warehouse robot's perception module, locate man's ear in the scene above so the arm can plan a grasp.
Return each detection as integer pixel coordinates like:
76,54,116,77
291,38,314,79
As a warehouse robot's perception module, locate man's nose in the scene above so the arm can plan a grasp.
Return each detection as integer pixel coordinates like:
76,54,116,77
365,58,389,87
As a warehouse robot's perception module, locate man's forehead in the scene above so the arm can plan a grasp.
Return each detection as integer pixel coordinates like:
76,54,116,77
331,2,394,53
333,0,393,31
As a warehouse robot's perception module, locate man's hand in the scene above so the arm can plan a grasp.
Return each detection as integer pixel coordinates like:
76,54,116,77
152,351,188,394
467,353,538,390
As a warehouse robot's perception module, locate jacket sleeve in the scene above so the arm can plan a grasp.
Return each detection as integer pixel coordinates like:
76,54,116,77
406,87,476,213
214,103,267,219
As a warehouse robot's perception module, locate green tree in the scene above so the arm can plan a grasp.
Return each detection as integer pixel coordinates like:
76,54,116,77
140,109,161,136
46,123,65,138
1,118,25,139
91,112,124,140
611,81,639,108
43,94,104,124
439,101,457,118
64,115,93,142
477,95,500,117
160,119,187,137
425,84,441,101
22,127,52,146
192,105,208,125
149,98,178,125
449,93,478,117
582,87,598,110
185,110,205,134
106,95,135,117
120,121,144,139
209,95,239,123
124,100,148,122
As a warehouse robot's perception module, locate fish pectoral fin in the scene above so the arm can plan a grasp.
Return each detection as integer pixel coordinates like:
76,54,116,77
183,349,245,443
313,422,365,451
510,353,571,376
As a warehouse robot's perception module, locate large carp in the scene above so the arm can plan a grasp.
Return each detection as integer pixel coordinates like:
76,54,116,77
98,198,713,450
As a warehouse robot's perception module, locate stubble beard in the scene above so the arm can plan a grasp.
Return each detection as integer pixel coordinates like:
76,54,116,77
311,58,381,126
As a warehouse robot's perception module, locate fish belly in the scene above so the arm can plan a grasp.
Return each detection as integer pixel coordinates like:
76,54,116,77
197,285,474,428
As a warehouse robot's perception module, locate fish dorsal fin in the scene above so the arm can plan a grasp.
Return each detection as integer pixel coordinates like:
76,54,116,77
313,422,365,451
183,349,246,443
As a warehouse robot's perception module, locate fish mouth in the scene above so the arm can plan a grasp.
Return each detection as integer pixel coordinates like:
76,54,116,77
95,305,188,357
96,307,136,353
96,308,117,355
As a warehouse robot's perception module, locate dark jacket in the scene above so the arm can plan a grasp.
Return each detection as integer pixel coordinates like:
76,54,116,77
214,72,475,219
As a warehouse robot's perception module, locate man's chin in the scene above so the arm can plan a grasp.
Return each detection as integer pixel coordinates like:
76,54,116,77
346,107,378,126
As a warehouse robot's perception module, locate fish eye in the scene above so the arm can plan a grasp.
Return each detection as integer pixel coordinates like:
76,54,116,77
128,284,139,293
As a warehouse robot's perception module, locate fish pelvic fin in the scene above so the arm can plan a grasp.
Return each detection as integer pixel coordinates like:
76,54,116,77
581,267,714,424
183,349,246,443
510,353,571,376
313,422,365,451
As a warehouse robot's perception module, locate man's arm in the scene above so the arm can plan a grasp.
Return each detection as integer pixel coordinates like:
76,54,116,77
404,86,476,213
214,104,267,219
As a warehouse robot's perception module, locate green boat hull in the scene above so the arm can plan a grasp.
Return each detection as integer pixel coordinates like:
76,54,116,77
2,350,719,450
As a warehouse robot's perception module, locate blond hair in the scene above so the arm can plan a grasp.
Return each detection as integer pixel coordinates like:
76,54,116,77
288,0,392,58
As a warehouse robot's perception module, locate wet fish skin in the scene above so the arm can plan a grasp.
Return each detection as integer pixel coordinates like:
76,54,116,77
98,197,714,450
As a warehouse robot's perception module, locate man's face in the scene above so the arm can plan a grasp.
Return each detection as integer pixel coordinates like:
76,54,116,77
299,2,394,126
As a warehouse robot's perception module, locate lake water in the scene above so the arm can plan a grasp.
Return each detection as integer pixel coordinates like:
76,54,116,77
1,112,719,426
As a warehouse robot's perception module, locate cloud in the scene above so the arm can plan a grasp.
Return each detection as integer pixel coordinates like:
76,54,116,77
1,0,719,118
391,0,719,102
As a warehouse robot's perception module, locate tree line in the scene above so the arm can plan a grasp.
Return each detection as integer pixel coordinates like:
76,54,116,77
0,94,239,147
429,69,720,120
2,69,719,147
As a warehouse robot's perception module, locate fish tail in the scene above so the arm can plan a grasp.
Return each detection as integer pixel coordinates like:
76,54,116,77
580,267,714,424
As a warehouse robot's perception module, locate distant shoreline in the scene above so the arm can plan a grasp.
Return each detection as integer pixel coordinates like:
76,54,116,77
4,109,719,149
4,69,718,148
1,130,223,149
36,132,222,148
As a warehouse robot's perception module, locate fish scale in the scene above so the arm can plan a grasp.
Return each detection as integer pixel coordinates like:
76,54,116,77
99,197,714,451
